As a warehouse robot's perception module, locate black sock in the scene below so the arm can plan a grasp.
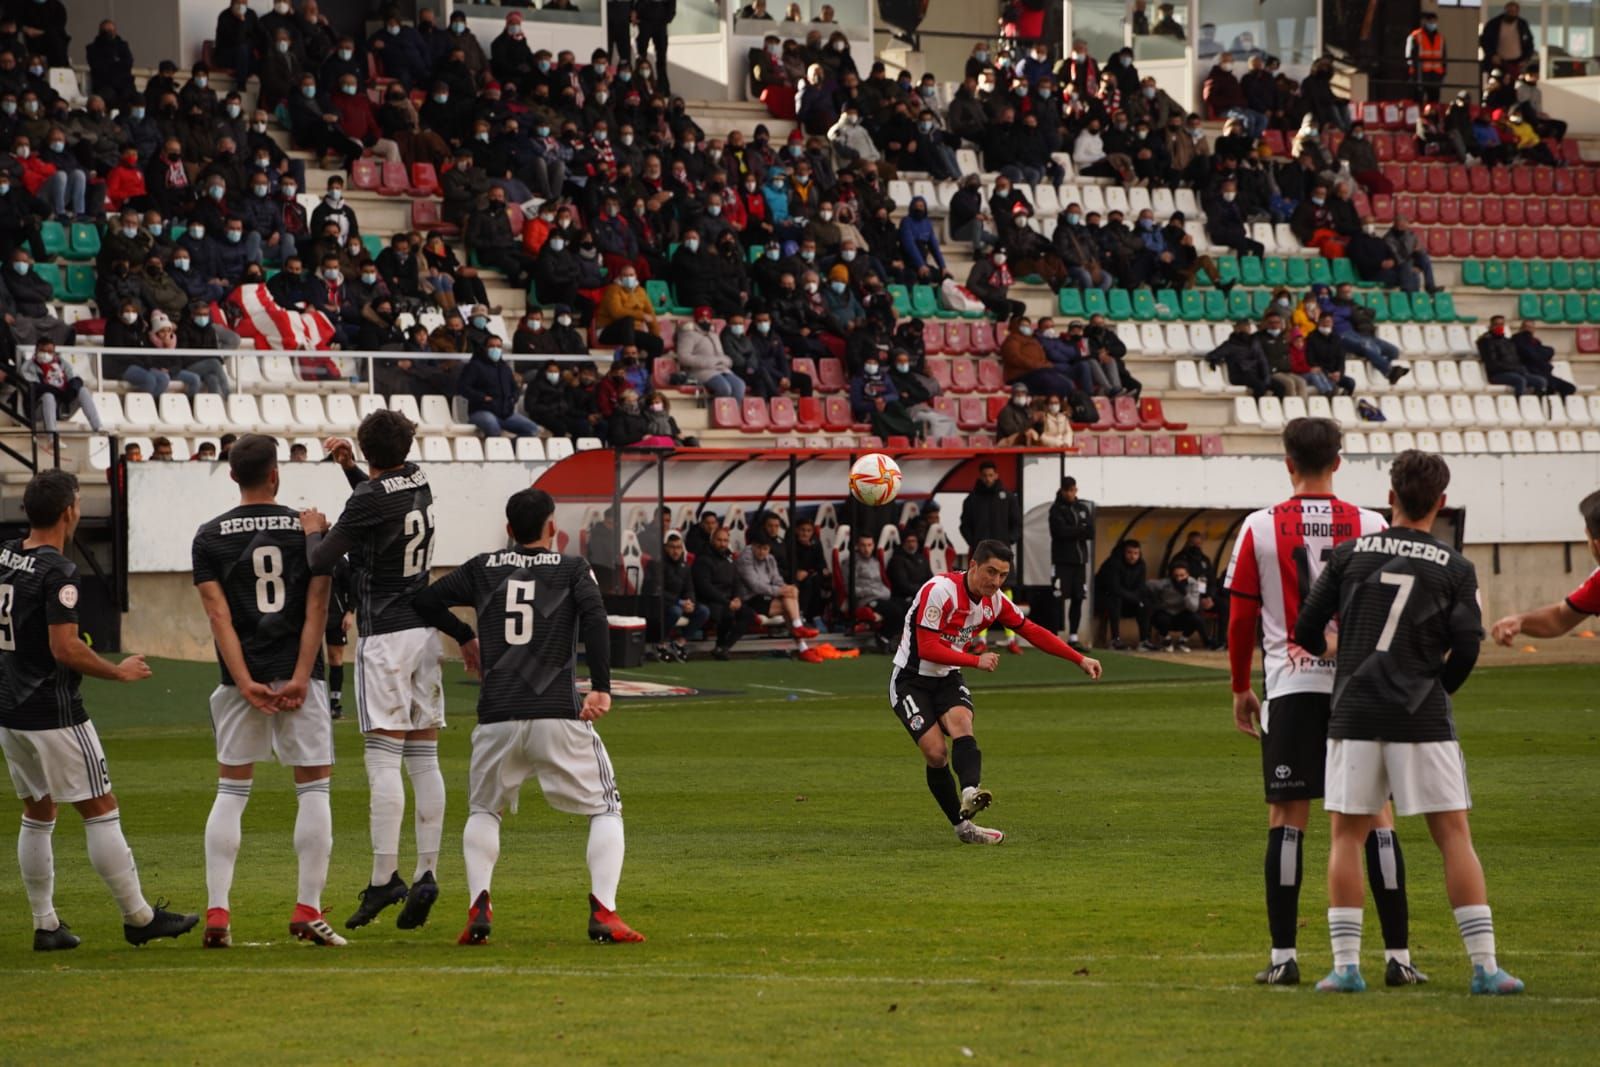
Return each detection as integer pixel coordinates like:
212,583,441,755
328,663,344,702
1366,828,1409,952
925,763,962,825
1265,826,1303,951
950,735,982,790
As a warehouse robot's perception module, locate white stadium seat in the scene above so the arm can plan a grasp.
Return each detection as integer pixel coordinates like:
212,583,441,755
575,436,605,451
453,436,485,461
1402,396,1429,426
1343,431,1369,454
1449,394,1475,426
1331,395,1358,425
1473,395,1500,426
1511,430,1537,453
1378,396,1406,427
260,394,297,431
157,393,196,429
1436,360,1463,391
357,393,388,419
545,437,575,461
1583,430,1600,452
121,392,160,432
1281,396,1308,422
192,393,228,431
1565,395,1592,425
291,394,327,429
1414,431,1440,453
515,437,546,461
1164,323,1190,354
1425,394,1452,427
421,437,453,462
1440,431,1464,453
1421,326,1450,357
1517,395,1547,426
1486,430,1512,452
1445,325,1474,354
1367,431,1393,453
1390,431,1416,452
1534,430,1560,453
325,393,361,429
1496,395,1523,426
1558,430,1583,453
1463,430,1489,454
1306,396,1332,419
1460,360,1489,392
1138,323,1165,355
1412,360,1440,391
484,437,516,461
389,394,423,425
1257,396,1284,430
1233,396,1261,426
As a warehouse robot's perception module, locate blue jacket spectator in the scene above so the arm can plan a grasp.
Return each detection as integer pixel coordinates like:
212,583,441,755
368,18,429,91
456,346,541,438
898,197,945,274
761,170,792,224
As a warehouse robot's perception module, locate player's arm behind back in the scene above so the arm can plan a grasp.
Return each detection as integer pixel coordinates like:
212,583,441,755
412,560,481,674
575,563,612,721
1437,560,1484,695
1292,543,1347,657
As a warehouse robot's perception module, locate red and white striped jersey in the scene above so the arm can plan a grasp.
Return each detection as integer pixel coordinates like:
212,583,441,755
894,572,1025,678
1224,495,1387,697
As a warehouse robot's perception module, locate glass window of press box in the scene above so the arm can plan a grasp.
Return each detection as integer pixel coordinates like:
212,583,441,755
1072,1,1321,67
460,2,600,28
732,0,857,32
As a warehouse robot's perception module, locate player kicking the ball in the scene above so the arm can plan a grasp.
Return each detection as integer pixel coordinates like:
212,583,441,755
891,540,1101,844
1296,451,1522,995
414,488,644,945
303,411,447,932
1225,418,1424,987
1491,489,1600,649
191,435,342,947
1,471,198,950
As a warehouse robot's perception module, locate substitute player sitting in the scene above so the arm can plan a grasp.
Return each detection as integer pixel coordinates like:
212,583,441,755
1295,451,1523,995
414,488,644,945
1491,489,1600,647
191,434,342,948
891,540,1101,844
1,471,197,950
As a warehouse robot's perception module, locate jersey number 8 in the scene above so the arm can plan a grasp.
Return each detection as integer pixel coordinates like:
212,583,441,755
253,547,285,614
504,579,536,646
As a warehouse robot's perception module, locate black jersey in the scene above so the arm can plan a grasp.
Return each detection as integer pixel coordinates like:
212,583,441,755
191,503,323,687
414,548,611,724
0,541,86,731
1296,527,1483,743
314,463,436,637
325,555,353,626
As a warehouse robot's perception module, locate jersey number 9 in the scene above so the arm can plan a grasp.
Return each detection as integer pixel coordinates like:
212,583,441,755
505,579,536,646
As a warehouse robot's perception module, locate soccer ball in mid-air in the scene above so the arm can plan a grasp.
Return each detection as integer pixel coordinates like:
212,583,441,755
849,453,903,507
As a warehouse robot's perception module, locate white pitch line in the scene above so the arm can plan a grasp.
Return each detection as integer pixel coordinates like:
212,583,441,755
3,964,1595,1004
747,684,837,696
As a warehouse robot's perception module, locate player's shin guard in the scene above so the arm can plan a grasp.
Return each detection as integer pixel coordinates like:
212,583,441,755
1328,906,1364,969
1265,826,1304,962
587,813,625,913
925,763,963,825
83,812,152,927
462,811,501,905
404,740,445,880
1454,904,1498,973
363,735,406,884
204,778,252,911
1366,828,1410,963
294,778,333,913
950,735,982,791
19,816,58,931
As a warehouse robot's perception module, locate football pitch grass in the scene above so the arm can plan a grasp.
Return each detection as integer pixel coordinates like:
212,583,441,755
2,651,1596,1065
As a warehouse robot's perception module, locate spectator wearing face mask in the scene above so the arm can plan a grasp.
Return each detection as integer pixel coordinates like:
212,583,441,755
522,361,582,438
994,383,1042,446
1305,311,1356,396
457,341,540,439
1147,561,1208,652
1001,315,1080,398
1255,311,1307,398
1512,320,1577,398
595,266,663,361
886,347,954,439
1208,319,1283,400
678,305,746,401
850,353,917,440
896,195,946,283
967,248,1025,320
174,304,237,392
214,1,259,81
0,250,71,345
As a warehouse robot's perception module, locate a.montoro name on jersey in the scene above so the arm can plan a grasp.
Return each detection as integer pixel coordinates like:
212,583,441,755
485,550,562,568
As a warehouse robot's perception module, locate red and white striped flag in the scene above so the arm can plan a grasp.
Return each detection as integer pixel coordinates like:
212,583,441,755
225,283,337,351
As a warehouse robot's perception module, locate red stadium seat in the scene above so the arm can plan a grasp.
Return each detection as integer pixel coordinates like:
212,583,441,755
858,435,884,449
790,357,817,386
1491,167,1512,194
1149,434,1176,456
1415,196,1438,225
1554,168,1574,196
1201,434,1225,456
975,360,1004,392
1124,434,1150,456
1426,166,1448,193
1447,166,1469,194
1382,101,1404,128
768,397,797,431
351,158,380,190
885,436,911,449
1504,199,1525,226
411,199,457,234
821,395,852,431
1577,327,1600,353
936,435,964,449
1494,230,1516,258
1371,131,1393,162
816,358,847,392
1560,231,1582,259
410,163,441,196
1537,230,1560,258
1426,228,1451,257
1438,196,1460,225
1516,231,1539,259
922,320,943,354
1075,434,1099,457
1405,163,1427,192
652,356,678,389
1174,434,1200,455
1394,193,1416,219
1459,197,1482,226
1534,166,1555,195
931,395,957,424
1262,129,1287,156
985,396,1008,424
1098,435,1126,457
1449,229,1472,258
957,396,987,430
711,396,741,428
1584,232,1600,259
1562,137,1586,167
1550,198,1571,227
1469,167,1490,194
1325,129,1345,157
378,160,408,196
927,358,953,391
1393,133,1416,162
1567,200,1589,227
970,321,998,353
1382,163,1406,191
1574,166,1595,196
1091,397,1115,431
1112,395,1141,430
944,321,970,354
1512,167,1534,195
1471,230,1494,258
795,396,822,432
1524,200,1547,227
1371,194,1394,223
1482,197,1504,225
949,358,978,393
1139,396,1185,430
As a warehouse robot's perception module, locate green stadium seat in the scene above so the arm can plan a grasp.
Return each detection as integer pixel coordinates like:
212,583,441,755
1460,261,1485,286
1251,289,1273,315
1179,289,1203,321
1529,261,1552,290
31,261,61,295
1307,258,1333,286
1058,288,1085,316
1541,293,1564,323
910,284,948,319
61,264,94,302
888,284,912,316
1330,258,1358,287
1574,262,1595,289
644,278,672,314
1262,257,1287,287
1285,257,1311,286
66,222,100,261
1202,289,1226,320
1082,288,1109,317
1551,261,1574,289
1433,292,1469,322
1212,255,1239,286
1153,288,1180,321
1506,260,1529,289
1518,293,1541,319
361,235,384,258
1564,292,1585,323
1106,288,1134,320
1227,288,1252,319
1239,256,1264,286
39,221,67,259
1587,293,1600,323
1410,292,1435,322
1371,294,1388,323
1387,290,1413,322
1482,262,1506,289
1131,288,1157,320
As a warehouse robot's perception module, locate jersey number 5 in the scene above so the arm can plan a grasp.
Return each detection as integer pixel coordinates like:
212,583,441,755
0,583,14,651
504,580,537,646
403,507,436,578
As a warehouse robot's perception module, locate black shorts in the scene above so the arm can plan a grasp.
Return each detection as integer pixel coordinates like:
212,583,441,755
890,667,975,741
1261,691,1331,802
325,624,347,648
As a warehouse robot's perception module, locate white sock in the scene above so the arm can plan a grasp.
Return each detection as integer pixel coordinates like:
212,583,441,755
84,811,152,926
294,778,333,912
587,813,625,912
204,778,252,911
1454,904,1497,973
1270,947,1298,966
462,811,501,904
1069,633,1079,642
404,740,444,880
1328,906,1364,969
795,637,809,652
364,735,406,884
1385,947,1412,966
790,618,803,633
19,816,58,931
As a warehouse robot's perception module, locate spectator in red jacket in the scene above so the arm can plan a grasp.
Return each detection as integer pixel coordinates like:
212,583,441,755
104,146,147,213
330,73,400,163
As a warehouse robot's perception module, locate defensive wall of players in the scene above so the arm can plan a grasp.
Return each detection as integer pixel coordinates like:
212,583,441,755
118,450,1600,661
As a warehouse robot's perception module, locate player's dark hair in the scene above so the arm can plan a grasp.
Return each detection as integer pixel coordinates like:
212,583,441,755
23,469,79,528
357,408,416,469
228,433,278,489
1390,450,1451,520
971,539,1013,565
978,460,998,472
506,487,555,544
1579,489,1600,539
1282,416,1342,475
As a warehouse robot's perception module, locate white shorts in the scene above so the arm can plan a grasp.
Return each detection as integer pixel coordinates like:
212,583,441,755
354,628,445,734
210,681,335,767
1325,738,1472,817
468,719,621,818
0,722,111,803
